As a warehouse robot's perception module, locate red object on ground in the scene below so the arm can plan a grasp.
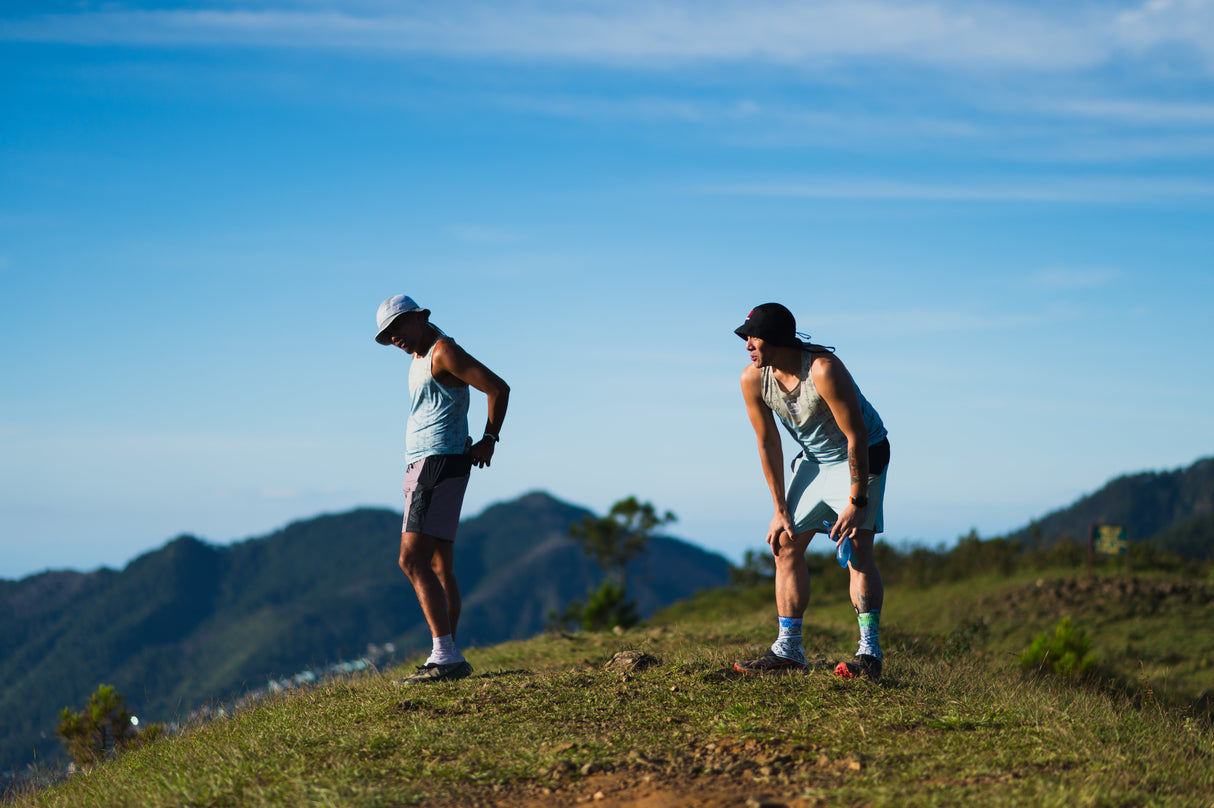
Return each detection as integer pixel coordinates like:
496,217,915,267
834,661,854,678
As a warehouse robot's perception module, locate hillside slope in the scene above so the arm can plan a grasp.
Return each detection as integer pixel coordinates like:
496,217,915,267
9,568,1214,808
0,492,730,775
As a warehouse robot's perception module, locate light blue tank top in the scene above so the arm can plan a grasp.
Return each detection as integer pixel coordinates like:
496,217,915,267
760,349,887,464
405,328,470,465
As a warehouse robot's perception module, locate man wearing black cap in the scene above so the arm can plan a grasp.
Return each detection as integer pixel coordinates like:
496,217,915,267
733,303,891,680
375,294,510,684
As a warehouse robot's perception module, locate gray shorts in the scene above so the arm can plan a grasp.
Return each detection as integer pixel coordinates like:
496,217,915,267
788,440,889,535
402,454,471,541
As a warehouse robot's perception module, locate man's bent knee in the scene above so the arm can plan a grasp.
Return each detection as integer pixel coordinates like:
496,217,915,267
398,550,426,579
399,533,437,579
773,532,813,565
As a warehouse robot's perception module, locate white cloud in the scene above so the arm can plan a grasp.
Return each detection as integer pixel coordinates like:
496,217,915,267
2,1,1208,74
1049,98,1214,125
1029,268,1121,291
1116,0,1214,65
703,176,1214,203
1019,134,1214,163
501,91,987,142
494,89,1214,162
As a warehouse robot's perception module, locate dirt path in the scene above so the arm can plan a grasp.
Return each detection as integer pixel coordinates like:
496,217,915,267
500,771,822,808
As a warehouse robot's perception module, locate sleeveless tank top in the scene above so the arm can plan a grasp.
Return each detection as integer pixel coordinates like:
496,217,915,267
406,329,470,465
760,349,887,464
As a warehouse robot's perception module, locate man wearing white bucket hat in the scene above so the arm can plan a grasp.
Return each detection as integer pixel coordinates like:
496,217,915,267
375,294,510,684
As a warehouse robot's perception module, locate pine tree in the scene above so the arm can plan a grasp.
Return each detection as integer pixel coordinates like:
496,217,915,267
57,685,162,770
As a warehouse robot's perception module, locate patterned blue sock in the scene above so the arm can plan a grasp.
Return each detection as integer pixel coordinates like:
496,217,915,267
771,616,806,665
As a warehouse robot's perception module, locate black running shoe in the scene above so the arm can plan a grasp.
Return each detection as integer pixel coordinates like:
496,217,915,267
733,651,808,675
394,660,473,684
835,654,882,680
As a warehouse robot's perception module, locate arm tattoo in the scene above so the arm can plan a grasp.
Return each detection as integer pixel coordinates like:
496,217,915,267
849,446,867,487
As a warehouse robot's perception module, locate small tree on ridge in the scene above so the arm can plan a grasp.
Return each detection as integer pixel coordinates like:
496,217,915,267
564,496,676,631
57,684,162,770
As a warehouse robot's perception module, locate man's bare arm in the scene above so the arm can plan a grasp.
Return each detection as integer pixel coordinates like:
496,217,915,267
742,366,798,553
433,339,510,467
812,354,869,540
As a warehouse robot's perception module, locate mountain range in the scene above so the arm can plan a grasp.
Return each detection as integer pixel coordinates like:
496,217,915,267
0,491,731,775
1006,456,1214,558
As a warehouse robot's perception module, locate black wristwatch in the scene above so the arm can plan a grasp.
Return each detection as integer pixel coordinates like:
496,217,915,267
850,495,868,508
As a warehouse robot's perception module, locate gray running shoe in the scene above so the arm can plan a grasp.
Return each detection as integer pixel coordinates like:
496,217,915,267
733,651,808,675
395,660,473,684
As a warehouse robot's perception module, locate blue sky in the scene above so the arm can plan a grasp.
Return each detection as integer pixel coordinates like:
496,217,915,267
3,0,1213,579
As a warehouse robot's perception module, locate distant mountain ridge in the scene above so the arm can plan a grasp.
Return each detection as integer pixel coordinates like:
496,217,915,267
1005,456,1214,558
0,491,731,775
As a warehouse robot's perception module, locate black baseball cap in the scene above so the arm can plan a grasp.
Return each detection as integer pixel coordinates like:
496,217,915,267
734,303,803,347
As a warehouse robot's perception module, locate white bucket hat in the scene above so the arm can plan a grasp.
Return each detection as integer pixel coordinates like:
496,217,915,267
375,294,428,344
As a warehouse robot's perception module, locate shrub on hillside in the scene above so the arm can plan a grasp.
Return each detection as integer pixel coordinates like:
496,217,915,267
1019,617,1096,679
582,579,640,631
57,685,163,770
548,579,640,632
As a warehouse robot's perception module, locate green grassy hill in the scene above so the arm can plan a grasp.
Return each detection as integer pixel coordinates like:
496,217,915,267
10,558,1213,808
0,493,731,776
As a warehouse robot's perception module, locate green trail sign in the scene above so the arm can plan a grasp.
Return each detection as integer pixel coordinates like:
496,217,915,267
1088,523,1129,575
1094,525,1128,555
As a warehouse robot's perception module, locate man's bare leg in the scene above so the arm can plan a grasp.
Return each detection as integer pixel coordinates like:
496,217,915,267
847,529,883,616
844,528,884,678
430,538,460,638
735,530,814,673
399,531,452,638
396,531,472,683
774,530,814,619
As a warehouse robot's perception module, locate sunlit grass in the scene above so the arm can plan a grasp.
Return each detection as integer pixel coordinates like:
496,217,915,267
11,574,1214,808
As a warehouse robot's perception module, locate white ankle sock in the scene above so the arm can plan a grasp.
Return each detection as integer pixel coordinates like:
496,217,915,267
427,634,462,665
